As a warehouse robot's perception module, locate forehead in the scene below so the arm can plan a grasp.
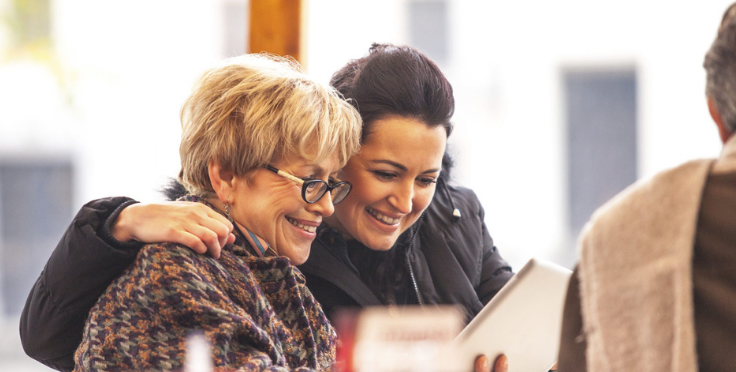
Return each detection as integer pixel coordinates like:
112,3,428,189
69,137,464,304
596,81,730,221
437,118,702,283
273,153,341,173
360,116,447,164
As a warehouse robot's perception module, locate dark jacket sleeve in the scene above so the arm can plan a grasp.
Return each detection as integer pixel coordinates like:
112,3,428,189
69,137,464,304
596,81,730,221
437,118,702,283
557,267,587,372
19,197,144,371
473,194,514,306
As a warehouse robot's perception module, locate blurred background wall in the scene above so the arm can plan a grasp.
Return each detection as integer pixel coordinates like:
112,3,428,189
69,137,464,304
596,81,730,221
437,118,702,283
0,0,731,369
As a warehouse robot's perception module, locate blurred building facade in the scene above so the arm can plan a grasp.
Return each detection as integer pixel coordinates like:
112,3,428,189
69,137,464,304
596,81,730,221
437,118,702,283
0,0,731,370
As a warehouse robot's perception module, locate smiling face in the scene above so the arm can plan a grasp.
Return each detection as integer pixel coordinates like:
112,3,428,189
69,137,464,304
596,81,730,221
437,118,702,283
230,154,341,265
326,116,447,251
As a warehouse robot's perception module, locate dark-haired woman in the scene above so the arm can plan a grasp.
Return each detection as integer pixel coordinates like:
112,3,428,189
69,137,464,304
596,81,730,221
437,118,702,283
21,44,513,372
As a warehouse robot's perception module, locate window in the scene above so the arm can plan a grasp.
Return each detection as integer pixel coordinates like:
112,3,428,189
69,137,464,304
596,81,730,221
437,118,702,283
408,0,449,65
222,0,247,57
565,68,638,240
0,160,74,316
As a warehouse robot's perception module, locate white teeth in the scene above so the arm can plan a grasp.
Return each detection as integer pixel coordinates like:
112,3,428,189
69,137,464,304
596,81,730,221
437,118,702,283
287,217,317,233
367,208,400,225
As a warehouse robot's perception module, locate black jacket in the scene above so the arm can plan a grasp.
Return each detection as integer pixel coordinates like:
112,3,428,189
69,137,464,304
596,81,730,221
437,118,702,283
20,197,143,371
301,181,513,323
20,185,512,371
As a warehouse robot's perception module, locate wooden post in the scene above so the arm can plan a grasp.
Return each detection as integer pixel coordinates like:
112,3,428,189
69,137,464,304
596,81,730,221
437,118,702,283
248,0,303,66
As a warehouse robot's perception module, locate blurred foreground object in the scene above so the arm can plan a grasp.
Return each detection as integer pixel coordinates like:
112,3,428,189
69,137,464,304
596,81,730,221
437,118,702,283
335,306,462,372
185,332,212,372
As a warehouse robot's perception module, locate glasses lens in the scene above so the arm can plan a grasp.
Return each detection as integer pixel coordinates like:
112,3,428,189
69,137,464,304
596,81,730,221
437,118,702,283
330,182,352,204
304,180,328,203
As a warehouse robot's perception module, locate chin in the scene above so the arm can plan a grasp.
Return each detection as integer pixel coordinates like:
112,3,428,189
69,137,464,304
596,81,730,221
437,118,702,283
362,236,398,252
289,249,311,265
291,257,308,265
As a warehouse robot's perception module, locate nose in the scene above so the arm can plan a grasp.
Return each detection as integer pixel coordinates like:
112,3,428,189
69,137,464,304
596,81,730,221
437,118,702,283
306,190,335,216
387,180,413,214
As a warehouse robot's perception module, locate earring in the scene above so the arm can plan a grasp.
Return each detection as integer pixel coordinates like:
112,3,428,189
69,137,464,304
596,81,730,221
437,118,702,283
224,198,230,217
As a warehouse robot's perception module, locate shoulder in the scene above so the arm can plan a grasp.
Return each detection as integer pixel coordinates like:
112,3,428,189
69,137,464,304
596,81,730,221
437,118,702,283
137,242,203,266
128,242,232,286
445,184,483,212
423,183,484,230
585,159,714,234
417,184,488,259
579,159,714,268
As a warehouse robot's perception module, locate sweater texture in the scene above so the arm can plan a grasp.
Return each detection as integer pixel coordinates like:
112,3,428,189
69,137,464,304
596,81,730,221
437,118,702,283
73,196,336,372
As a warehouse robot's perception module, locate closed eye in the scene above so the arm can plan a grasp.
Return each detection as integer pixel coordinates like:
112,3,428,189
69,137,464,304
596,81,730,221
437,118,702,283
417,177,438,187
372,170,398,181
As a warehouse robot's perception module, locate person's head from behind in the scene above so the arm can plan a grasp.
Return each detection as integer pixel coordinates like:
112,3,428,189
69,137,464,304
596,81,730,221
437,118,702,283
326,43,455,251
704,1,736,143
179,54,362,264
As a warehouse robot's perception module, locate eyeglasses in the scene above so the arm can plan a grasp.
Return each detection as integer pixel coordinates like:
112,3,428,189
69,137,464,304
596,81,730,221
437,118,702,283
265,165,352,205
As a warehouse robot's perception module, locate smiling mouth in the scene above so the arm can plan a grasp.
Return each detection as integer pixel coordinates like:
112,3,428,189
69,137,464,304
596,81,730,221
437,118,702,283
366,207,401,225
286,217,318,233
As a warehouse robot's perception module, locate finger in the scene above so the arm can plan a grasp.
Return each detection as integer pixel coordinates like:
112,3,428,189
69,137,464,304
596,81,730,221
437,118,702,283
204,207,234,231
185,225,223,259
493,354,508,372
227,233,236,245
174,230,209,255
194,216,233,249
179,202,231,230
186,204,233,247
475,355,490,372
208,245,222,259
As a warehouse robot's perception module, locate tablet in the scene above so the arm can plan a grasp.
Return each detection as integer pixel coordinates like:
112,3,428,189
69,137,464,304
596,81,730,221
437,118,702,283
451,258,573,372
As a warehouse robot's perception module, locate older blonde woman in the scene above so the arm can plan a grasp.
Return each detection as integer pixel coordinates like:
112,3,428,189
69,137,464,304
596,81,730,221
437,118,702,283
72,54,361,372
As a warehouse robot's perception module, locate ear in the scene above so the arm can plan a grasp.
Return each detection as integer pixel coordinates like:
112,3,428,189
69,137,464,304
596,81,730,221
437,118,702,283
208,160,235,202
708,96,733,144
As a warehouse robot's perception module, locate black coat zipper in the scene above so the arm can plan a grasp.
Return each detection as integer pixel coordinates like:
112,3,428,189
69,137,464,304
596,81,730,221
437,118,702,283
405,214,426,306
407,254,424,306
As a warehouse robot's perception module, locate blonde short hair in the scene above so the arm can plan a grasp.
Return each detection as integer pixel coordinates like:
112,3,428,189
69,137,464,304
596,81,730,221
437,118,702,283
179,54,362,198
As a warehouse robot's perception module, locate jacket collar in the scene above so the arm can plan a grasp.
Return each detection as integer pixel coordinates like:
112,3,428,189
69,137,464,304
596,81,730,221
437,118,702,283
714,133,736,174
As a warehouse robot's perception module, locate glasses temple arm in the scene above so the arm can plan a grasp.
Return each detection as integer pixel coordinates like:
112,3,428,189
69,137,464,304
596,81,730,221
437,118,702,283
265,165,304,185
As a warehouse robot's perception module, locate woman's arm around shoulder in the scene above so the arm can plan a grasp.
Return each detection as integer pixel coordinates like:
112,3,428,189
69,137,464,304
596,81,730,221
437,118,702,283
20,197,235,371
20,196,143,371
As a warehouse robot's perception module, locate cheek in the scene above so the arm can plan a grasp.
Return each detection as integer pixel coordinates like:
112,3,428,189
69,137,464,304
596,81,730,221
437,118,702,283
346,175,384,208
411,188,436,215
256,189,303,219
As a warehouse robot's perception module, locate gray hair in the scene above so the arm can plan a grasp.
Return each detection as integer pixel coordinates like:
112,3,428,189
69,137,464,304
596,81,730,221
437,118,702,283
704,2,736,132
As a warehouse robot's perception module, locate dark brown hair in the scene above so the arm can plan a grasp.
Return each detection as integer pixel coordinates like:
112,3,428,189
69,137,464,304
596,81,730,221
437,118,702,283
330,44,455,303
330,43,454,143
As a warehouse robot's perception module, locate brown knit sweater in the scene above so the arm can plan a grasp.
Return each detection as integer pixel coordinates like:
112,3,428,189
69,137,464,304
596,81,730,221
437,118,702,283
73,196,336,372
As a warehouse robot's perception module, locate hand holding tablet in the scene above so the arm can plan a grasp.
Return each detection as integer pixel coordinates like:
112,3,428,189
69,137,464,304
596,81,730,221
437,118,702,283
334,258,571,372
453,259,572,372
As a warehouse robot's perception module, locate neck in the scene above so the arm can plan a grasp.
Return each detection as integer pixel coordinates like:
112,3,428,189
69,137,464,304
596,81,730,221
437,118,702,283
207,197,227,215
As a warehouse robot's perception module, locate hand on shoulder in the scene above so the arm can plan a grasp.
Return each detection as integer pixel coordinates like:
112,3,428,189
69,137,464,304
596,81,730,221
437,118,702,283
112,201,235,259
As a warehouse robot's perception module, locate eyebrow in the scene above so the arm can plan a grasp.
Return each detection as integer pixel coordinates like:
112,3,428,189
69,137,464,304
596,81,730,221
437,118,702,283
369,159,441,175
305,165,325,174
302,164,338,177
